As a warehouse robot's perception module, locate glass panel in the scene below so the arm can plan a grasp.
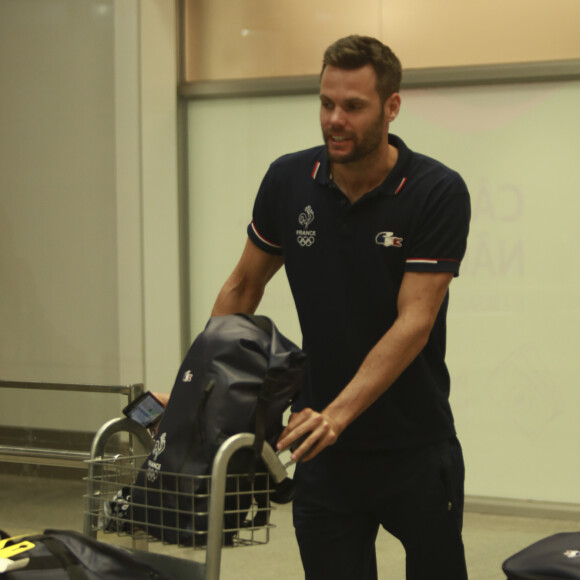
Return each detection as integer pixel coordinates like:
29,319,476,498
0,0,123,522
0,0,119,386
187,81,580,504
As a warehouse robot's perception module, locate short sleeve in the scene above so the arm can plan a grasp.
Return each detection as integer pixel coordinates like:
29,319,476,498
404,172,471,277
246,165,283,255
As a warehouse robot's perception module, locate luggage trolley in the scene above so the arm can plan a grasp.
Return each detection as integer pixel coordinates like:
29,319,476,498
83,417,289,580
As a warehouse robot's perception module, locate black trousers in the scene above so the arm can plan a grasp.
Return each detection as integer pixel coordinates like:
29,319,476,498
292,437,468,580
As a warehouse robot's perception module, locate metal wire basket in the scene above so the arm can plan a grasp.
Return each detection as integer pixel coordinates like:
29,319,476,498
84,452,275,550
83,420,290,580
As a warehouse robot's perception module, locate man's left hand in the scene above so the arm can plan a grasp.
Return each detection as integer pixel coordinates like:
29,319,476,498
276,408,341,462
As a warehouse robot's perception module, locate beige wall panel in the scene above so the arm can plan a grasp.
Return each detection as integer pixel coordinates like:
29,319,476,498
185,0,580,80
185,0,381,80
382,0,580,68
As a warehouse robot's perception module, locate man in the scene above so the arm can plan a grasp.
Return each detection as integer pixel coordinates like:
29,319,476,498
212,35,470,580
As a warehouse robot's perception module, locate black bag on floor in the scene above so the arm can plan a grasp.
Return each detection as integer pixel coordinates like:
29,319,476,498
128,314,306,544
502,532,580,579
0,529,172,579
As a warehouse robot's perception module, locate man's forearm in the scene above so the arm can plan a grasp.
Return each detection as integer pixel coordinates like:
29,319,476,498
211,277,263,316
212,239,284,317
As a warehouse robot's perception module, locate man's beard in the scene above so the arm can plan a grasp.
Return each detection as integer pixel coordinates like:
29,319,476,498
323,111,385,164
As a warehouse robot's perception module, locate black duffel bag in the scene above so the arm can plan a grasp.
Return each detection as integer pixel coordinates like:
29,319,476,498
124,314,306,545
0,529,173,579
503,532,580,579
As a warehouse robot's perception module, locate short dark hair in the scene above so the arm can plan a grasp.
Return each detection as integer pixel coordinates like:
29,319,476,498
321,35,402,103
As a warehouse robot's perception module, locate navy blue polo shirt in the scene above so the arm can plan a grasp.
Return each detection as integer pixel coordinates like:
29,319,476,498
247,134,470,450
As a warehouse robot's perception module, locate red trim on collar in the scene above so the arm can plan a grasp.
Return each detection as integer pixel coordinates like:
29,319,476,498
395,177,407,195
311,161,321,180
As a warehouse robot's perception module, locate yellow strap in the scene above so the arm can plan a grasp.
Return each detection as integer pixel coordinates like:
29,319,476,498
0,535,26,550
0,541,36,558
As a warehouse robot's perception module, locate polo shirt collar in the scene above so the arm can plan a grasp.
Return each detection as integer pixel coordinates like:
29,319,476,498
311,133,411,197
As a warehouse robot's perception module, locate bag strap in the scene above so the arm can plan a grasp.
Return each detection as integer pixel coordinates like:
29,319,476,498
195,379,215,443
235,313,275,470
40,536,89,580
178,379,215,474
42,530,168,579
250,372,273,480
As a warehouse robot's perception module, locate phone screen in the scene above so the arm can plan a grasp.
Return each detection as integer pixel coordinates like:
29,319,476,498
124,392,165,427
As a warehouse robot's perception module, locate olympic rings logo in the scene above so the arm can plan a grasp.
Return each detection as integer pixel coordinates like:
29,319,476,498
297,235,315,247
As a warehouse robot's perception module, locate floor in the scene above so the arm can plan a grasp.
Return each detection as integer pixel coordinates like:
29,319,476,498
1,471,578,579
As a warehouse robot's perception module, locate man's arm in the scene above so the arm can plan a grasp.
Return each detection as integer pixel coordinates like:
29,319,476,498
212,238,284,316
277,270,454,461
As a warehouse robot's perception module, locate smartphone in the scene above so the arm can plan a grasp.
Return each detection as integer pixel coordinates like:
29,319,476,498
123,392,165,428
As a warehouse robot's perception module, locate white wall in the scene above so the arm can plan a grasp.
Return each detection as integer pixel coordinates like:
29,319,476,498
186,81,580,505
0,0,181,431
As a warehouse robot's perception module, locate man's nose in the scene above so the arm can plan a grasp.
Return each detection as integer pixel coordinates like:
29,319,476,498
329,107,346,126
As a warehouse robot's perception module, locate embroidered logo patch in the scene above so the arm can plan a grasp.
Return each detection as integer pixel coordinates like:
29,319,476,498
296,205,316,247
147,432,167,482
375,231,403,248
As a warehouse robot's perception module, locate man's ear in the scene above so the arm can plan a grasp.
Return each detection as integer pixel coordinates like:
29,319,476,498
385,93,401,122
